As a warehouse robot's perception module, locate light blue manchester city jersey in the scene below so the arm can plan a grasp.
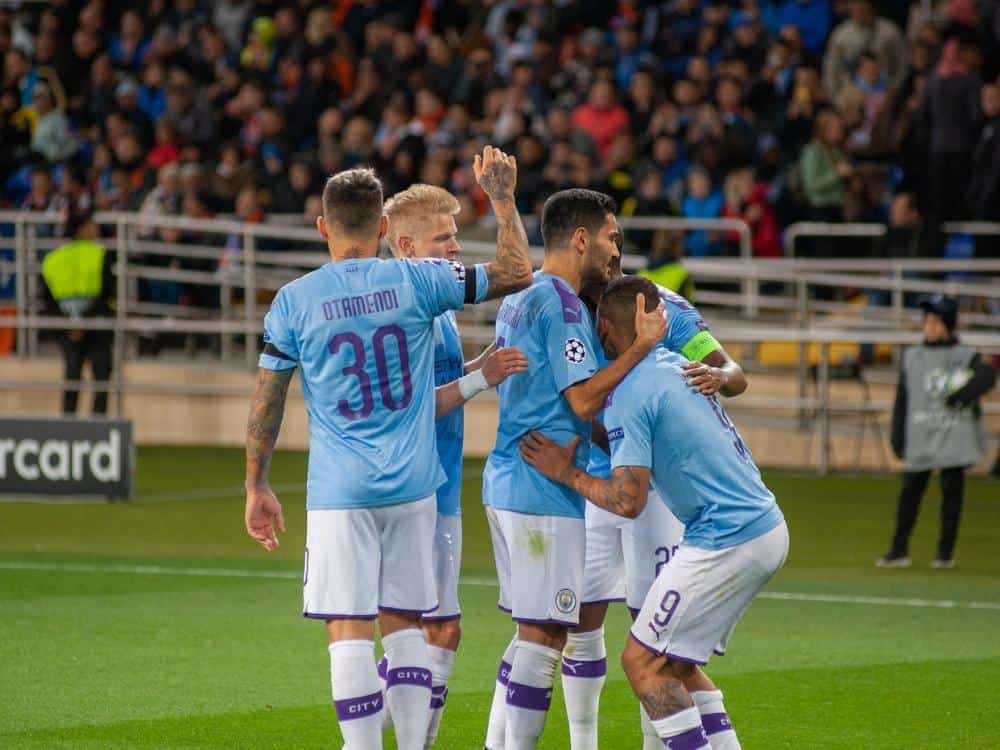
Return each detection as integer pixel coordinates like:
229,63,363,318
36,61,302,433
588,285,719,478
483,271,599,519
605,348,783,550
433,310,464,516
259,257,488,510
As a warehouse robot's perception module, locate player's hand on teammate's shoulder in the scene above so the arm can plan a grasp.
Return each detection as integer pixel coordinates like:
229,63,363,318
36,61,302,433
473,144,517,202
480,346,529,387
633,293,668,351
683,361,729,396
245,484,285,552
520,431,581,481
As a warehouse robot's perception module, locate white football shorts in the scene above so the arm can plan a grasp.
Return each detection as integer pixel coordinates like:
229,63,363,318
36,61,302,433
423,512,463,622
630,520,789,664
486,506,585,627
621,487,686,611
581,502,627,605
303,495,438,620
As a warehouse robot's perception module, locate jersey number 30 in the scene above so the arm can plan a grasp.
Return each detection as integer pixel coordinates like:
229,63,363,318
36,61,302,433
328,325,412,420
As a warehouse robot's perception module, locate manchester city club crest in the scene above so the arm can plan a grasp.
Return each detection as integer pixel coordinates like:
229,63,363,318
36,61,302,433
564,338,586,363
555,588,577,614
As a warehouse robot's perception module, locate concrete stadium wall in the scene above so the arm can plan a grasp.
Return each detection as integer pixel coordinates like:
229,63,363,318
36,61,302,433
1,357,997,474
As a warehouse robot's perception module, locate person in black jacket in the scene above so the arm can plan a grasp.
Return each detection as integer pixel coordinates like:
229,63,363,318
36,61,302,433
878,295,996,568
968,83,1000,258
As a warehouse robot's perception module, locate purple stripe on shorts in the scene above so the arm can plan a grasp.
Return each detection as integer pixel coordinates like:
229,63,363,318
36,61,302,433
334,691,383,721
701,712,733,736
377,656,388,680
662,725,710,749
422,613,462,622
628,607,641,619
303,612,377,621
579,597,626,606
386,667,433,689
664,651,708,666
379,604,440,615
497,660,513,685
505,681,553,711
561,657,607,678
498,604,513,613
512,615,578,627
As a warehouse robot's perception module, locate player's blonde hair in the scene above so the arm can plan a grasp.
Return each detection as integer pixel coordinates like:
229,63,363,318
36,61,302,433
384,184,461,252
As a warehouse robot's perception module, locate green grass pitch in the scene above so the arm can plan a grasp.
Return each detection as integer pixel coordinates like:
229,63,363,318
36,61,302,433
1,446,998,749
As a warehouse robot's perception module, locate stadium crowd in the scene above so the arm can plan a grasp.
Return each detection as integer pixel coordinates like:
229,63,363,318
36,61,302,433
2,0,1000,264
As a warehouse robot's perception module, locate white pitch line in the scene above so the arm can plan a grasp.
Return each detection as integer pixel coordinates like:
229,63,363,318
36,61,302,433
1,561,998,612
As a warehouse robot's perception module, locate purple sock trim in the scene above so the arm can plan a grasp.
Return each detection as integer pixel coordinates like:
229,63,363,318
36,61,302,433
701,712,733,735
661,725,710,749
561,656,607,678
497,659,513,685
430,685,448,710
376,656,388,681
505,680,553,711
334,691,383,721
386,666,433,689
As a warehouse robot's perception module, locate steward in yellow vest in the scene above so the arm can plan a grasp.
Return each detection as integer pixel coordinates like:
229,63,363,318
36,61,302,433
41,215,114,415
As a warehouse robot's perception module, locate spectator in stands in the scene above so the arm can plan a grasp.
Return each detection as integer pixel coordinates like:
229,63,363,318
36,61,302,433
968,83,1000,257
41,213,114,416
799,109,853,224
774,0,834,54
572,78,630,161
0,84,31,175
114,77,153,148
920,36,984,233
682,166,724,257
881,192,925,259
878,295,996,569
148,118,180,169
723,167,783,258
30,82,76,163
824,0,906,95
109,10,149,72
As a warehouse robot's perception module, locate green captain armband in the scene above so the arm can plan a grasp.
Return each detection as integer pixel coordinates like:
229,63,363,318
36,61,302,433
680,330,721,362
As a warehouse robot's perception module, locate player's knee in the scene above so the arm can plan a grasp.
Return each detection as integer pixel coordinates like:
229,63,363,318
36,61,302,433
620,638,657,685
424,619,461,651
518,622,567,651
665,657,697,683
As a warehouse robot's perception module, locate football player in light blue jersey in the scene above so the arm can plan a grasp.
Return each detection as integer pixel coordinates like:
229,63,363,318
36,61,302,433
564,243,749,750
482,190,668,750
243,151,533,750
382,183,528,747
522,276,788,750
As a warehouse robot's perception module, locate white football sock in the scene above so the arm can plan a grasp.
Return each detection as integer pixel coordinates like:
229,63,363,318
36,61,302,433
504,640,561,750
329,640,384,750
377,655,392,730
485,632,518,749
382,628,433,750
691,690,740,750
640,704,662,750
561,628,607,750
651,706,710,749
425,644,456,748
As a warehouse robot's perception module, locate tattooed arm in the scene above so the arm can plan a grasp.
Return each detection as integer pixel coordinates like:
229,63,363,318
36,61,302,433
519,432,650,519
473,145,533,301
244,367,294,551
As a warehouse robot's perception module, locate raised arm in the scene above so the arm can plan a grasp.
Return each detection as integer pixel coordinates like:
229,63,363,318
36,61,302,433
520,432,650,519
435,346,528,418
474,146,534,301
244,367,294,550
563,294,667,421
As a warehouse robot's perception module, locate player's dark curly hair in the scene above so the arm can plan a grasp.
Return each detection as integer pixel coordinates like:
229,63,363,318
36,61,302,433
540,188,617,252
598,275,659,330
322,167,384,236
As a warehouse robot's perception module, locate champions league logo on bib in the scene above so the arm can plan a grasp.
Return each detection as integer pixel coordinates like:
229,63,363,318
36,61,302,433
555,588,577,614
564,338,586,364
